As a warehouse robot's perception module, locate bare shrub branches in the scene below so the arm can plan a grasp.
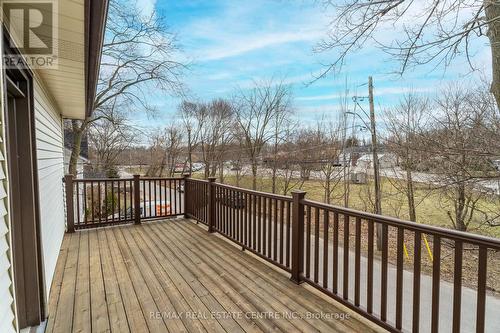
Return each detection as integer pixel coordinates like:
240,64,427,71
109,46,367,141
235,79,293,189
317,1,500,108
68,0,187,175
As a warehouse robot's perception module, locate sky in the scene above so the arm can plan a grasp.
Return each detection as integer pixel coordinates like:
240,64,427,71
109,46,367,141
130,0,492,135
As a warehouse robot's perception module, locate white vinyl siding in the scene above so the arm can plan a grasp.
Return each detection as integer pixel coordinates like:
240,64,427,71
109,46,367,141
33,80,66,303
0,152,15,333
0,52,16,333
0,74,66,333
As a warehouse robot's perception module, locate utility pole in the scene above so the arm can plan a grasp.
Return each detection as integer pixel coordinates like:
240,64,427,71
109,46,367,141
368,76,383,249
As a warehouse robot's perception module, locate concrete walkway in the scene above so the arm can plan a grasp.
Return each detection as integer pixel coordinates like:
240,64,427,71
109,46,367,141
305,233,500,333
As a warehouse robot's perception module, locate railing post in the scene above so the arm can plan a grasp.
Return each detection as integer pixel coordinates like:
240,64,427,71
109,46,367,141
183,174,190,218
64,174,75,233
207,177,216,233
133,175,141,225
291,190,306,284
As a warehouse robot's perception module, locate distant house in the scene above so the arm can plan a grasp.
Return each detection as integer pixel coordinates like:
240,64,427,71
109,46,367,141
356,153,398,169
356,154,372,169
491,159,500,171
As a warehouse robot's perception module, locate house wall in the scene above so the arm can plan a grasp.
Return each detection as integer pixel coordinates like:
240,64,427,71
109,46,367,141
0,70,66,333
33,79,66,305
0,3,88,329
0,35,17,333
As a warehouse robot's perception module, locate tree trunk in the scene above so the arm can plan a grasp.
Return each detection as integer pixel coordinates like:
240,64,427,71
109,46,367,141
158,153,167,177
271,166,277,194
325,177,331,204
271,135,278,193
486,1,500,110
236,168,241,187
251,162,258,190
68,120,86,176
343,163,350,207
455,183,467,231
300,167,310,181
219,161,224,183
210,164,217,177
406,168,417,222
187,130,193,176
204,162,210,179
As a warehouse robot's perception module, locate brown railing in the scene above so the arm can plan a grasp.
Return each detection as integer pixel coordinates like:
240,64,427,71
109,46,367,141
184,178,499,333
65,175,500,332
64,174,185,230
184,178,209,225
215,182,293,272
296,200,488,333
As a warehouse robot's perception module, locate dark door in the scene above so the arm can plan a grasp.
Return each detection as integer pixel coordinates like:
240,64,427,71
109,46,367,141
3,32,44,329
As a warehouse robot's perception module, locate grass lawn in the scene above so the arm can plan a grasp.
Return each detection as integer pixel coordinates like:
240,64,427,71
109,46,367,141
192,171,500,292
192,172,500,239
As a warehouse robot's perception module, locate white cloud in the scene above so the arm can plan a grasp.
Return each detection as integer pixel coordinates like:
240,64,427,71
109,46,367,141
177,0,329,62
297,94,341,102
202,30,323,61
297,86,433,101
135,0,157,18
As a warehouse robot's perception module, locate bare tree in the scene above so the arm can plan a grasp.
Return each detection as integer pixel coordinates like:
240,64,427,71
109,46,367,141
178,101,202,175
295,128,318,181
276,164,304,195
357,179,376,213
236,80,292,190
145,128,167,176
231,130,247,187
340,90,354,208
196,99,234,179
316,119,344,204
271,128,305,195
270,111,296,193
215,125,233,183
88,109,135,177
421,84,494,231
68,0,186,175
167,125,184,176
385,92,430,222
317,1,500,109
145,124,184,177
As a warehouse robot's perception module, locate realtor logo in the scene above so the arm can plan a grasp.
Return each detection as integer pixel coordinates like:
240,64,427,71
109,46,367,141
2,0,58,68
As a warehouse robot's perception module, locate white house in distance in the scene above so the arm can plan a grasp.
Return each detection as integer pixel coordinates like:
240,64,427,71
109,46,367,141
0,1,108,332
356,153,398,169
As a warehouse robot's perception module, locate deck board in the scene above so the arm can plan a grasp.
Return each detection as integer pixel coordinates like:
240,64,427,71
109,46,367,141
45,233,71,333
97,228,130,333
47,218,380,333
52,232,79,333
89,230,110,332
73,231,91,333
104,227,149,332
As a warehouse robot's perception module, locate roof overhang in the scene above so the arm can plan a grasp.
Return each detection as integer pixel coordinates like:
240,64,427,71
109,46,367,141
1,0,108,120
85,0,109,118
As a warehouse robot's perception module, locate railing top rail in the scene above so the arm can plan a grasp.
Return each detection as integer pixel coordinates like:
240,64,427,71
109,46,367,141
71,176,184,182
71,177,133,182
214,182,293,202
302,198,500,249
186,178,209,184
140,176,184,181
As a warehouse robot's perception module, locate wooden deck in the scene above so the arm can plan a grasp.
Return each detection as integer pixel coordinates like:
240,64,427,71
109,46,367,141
45,218,379,333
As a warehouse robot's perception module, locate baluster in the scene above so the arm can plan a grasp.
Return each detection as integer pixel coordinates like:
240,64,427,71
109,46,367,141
355,217,361,306
343,214,350,300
